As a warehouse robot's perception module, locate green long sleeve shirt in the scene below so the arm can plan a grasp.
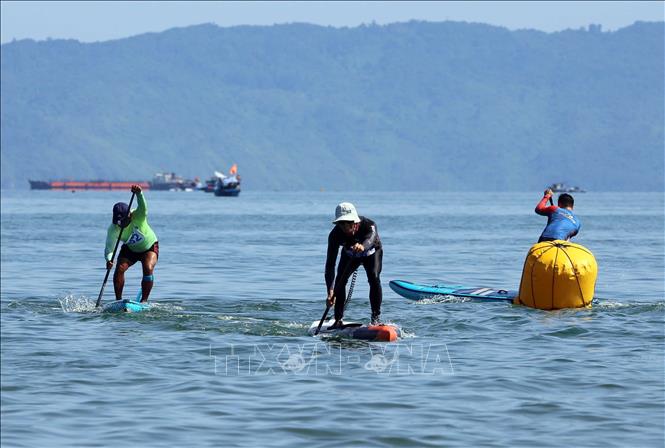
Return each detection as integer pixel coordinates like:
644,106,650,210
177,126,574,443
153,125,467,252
104,192,158,261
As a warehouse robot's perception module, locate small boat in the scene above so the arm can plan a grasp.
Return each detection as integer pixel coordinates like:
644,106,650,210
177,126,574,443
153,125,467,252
214,176,241,196
548,182,585,193
214,164,241,197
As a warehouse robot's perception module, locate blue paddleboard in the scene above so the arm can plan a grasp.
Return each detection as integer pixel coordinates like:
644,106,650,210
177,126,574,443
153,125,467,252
389,279,517,302
102,299,148,313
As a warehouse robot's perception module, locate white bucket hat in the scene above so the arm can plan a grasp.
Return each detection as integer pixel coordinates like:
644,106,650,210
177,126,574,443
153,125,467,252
333,202,360,223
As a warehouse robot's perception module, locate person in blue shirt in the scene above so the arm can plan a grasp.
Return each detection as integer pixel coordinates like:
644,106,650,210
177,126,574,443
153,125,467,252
535,189,581,242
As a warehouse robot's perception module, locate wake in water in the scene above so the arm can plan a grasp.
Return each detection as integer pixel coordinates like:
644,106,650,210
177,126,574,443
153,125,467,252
592,299,665,312
409,294,665,314
58,294,182,314
58,294,99,313
414,295,474,305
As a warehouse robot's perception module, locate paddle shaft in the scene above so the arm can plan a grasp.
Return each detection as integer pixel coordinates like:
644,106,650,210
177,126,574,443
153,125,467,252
95,192,136,308
313,305,330,335
314,260,358,335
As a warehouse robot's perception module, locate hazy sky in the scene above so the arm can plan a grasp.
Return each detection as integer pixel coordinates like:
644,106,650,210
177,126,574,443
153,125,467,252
1,1,663,44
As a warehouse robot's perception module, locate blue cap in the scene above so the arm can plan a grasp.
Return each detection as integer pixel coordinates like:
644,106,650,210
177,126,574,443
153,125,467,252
112,202,129,225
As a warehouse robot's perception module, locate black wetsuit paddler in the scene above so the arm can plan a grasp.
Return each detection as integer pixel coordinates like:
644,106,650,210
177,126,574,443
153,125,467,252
325,215,383,325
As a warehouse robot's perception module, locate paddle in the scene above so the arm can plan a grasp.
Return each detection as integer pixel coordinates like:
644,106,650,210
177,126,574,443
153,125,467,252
313,304,331,335
95,192,135,308
314,268,358,335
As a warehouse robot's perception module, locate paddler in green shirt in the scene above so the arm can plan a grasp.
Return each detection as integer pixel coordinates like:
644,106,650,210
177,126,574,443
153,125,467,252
105,185,159,302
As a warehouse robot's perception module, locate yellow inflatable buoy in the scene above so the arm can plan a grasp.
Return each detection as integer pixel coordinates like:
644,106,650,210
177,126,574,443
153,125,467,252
515,240,597,310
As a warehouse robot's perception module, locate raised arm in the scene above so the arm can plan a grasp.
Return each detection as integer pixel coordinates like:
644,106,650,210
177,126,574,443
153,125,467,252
535,190,557,216
131,185,147,221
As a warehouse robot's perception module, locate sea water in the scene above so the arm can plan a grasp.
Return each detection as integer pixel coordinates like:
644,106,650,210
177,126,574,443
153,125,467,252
1,190,663,447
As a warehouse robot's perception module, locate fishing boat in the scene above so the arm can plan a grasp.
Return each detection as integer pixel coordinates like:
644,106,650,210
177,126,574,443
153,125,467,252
213,164,241,197
215,176,241,196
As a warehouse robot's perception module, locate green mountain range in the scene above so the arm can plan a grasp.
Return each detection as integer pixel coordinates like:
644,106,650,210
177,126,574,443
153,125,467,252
1,21,663,191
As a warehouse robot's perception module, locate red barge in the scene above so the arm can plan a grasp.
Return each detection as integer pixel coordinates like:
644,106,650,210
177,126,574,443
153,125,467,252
29,180,150,190
29,172,199,191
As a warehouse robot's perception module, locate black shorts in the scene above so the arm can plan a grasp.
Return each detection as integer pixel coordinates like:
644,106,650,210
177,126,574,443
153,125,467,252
118,241,159,266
